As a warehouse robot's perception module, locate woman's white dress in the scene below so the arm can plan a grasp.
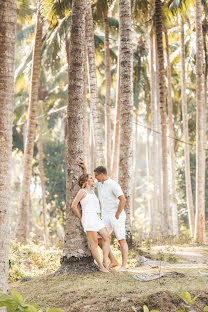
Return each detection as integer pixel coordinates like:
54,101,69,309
80,190,105,232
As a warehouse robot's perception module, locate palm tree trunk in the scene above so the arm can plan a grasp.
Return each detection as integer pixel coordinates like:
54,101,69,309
0,0,17,294
180,17,195,238
155,0,170,237
38,128,49,244
111,49,121,180
154,33,162,237
85,0,104,167
150,30,158,237
60,0,95,272
164,27,179,238
132,112,138,220
118,0,134,246
104,10,112,175
16,0,42,242
194,0,206,243
83,44,90,170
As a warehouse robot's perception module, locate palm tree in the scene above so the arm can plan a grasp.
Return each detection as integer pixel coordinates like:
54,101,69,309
164,26,179,237
118,0,134,245
85,0,104,167
104,7,112,175
37,126,49,244
59,0,95,272
111,48,121,180
0,0,17,293
180,16,195,238
169,0,195,239
16,0,43,242
155,0,170,236
194,0,206,243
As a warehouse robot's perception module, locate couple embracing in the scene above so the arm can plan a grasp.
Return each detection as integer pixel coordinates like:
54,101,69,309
71,161,128,273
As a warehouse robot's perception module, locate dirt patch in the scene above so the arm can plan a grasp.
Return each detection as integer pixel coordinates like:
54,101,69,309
132,291,208,312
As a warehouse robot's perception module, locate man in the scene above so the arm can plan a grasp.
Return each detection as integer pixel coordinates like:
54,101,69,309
79,161,128,271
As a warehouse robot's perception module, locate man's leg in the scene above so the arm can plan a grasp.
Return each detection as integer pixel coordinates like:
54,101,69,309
113,213,128,271
118,239,128,270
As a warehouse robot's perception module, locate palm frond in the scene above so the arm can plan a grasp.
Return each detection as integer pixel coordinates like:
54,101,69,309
16,24,36,42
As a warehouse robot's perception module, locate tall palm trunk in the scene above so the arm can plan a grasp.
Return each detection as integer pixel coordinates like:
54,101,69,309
60,0,95,272
155,0,170,237
83,45,90,170
85,0,104,167
150,30,158,237
164,27,178,237
194,0,206,243
180,17,195,238
132,112,138,220
38,128,49,244
104,9,112,174
16,0,42,242
111,49,121,180
118,0,133,246
155,33,162,237
0,0,17,294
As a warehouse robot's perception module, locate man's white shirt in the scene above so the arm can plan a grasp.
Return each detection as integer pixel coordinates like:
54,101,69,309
94,178,125,218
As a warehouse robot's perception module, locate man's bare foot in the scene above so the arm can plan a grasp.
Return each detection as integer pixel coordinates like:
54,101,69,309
99,266,110,273
109,261,119,269
116,266,127,272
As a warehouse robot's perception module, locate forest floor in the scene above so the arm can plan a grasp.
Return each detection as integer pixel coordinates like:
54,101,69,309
9,241,208,312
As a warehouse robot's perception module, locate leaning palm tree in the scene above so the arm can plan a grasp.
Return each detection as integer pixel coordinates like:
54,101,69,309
0,0,17,293
59,0,95,272
118,0,134,245
16,0,43,242
194,0,206,243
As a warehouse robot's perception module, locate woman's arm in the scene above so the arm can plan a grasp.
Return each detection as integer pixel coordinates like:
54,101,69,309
71,190,85,220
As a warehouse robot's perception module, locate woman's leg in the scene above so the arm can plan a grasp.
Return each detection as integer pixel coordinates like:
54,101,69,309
87,231,109,272
97,227,111,269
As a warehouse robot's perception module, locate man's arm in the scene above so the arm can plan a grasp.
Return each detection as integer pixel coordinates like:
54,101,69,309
115,195,126,219
78,160,87,174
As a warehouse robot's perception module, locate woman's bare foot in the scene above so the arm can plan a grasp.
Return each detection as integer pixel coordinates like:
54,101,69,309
109,261,119,269
99,266,110,273
103,262,109,270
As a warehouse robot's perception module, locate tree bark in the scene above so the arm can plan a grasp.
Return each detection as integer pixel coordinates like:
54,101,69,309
16,0,42,242
0,0,17,294
104,10,112,175
85,0,104,167
180,17,195,238
150,30,158,237
111,48,121,181
118,0,134,246
164,27,179,238
83,44,90,170
59,0,96,273
37,128,49,244
155,0,170,237
194,0,206,243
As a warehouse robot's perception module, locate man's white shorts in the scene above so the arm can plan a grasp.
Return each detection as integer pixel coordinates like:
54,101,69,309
101,213,126,241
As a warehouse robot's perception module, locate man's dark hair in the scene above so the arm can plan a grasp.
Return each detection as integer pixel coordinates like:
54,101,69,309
94,166,107,175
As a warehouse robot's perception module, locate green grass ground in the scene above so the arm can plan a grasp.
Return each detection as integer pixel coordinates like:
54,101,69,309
8,242,208,311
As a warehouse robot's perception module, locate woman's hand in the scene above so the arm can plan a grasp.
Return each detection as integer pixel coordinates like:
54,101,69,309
78,159,87,173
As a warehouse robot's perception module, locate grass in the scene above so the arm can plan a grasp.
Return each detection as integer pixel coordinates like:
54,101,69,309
8,241,208,311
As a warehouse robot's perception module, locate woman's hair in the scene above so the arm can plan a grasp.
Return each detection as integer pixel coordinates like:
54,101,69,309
78,173,90,188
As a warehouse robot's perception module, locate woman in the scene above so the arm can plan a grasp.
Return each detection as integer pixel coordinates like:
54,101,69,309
71,173,110,273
